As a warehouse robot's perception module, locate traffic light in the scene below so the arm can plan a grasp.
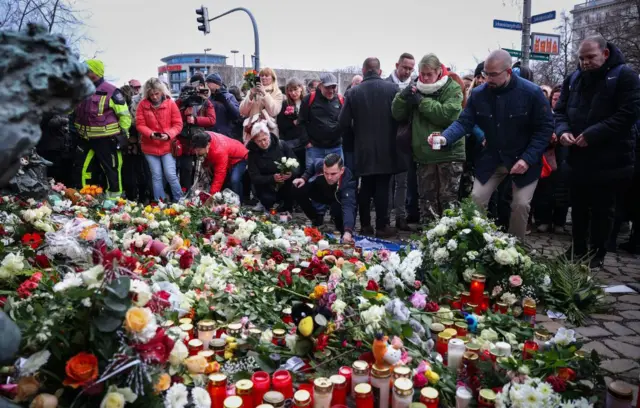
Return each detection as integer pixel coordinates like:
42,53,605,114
196,6,210,35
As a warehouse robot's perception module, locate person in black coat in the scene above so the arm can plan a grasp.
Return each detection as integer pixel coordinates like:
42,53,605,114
247,122,300,211
36,113,73,186
276,78,308,172
338,57,402,238
555,36,640,267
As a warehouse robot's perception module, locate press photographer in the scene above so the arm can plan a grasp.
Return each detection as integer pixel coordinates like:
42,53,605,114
206,73,241,138
175,73,216,189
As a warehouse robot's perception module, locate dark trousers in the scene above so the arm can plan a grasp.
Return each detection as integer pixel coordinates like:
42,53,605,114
406,162,420,219
178,155,195,190
255,181,293,210
294,181,344,232
74,137,123,195
122,154,153,203
571,179,627,256
359,174,392,229
533,170,569,226
39,149,73,187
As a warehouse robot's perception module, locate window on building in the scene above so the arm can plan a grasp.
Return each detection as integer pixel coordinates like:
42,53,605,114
585,14,590,23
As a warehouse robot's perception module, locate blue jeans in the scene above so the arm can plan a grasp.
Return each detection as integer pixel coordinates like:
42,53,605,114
224,160,247,200
144,153,183,201
305,146,344,169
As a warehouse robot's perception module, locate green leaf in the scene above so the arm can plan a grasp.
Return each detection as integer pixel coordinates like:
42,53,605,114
363,290,378,299
103,294,128,312
402,324,413,339
93,313,123,332
106,277,131,299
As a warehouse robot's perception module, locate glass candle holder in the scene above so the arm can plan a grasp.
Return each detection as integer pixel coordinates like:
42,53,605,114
419,387,439,408
463,351,478,376
211,338,226,356
198,319,215,349
208,373,228,408
430,323,444,344
370,365,391,408
338,366,352,393
330,375,348,407
188,339,204,356
455,387,473,408
495,341,512,357
294,390,311,408
481,291,490,313
281,308,293,325
351,360,370,397
447,338,466,370
224,396,244,408
460,291,470,306
313,378,333,408
478,389,497,407
451,296,462,310
469,274,486,305
436,332,452,359
454,322,468,337
236,380,255,408
251,371,271,405
354,383,374,408
272,328,286,347
180,323,194,340
392,365,411,381
522,297,536,326
272,370,293,399
495,302,508,314
227,322,243,338
262,391,285,408
392,377,413,408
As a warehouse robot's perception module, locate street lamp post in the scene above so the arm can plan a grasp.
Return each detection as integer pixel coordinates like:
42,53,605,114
206,7,260,70
230,50,239,86
204,47,211,75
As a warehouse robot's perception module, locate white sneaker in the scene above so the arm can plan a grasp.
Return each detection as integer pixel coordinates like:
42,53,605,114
252,202,265,212
537,224,550,233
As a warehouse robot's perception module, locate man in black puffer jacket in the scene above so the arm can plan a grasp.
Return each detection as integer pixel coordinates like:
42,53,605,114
555,36,640,268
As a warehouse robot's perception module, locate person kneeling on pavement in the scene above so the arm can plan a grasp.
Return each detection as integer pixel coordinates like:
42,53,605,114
247,121,300,212
292,153,356,243
190,129,248,198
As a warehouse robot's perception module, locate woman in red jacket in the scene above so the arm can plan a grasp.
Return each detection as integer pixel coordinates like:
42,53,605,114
136,78,184,202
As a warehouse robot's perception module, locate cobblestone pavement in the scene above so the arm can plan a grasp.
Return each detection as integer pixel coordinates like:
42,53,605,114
291,210,640,402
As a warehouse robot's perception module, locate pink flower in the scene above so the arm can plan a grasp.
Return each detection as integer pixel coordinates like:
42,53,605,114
224,284,236,294
378,249,391,261
284,105,295,115
492,285,503,297
508,275,523,288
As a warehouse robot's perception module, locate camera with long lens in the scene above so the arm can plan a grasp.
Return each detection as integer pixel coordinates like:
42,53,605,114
178,85,207,108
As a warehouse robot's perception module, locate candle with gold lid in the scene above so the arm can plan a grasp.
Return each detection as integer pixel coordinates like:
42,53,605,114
478,389,496,407
313,378,333,408
227,322,243,338
236,379,255,408
198,319,215,349
293,390,311,408
224,396,244,408
392,365,412,380
370,365,392,408
419,387,439,408
351,360,370,397
392,377,413,408
179,317,193,326
469,274,486,305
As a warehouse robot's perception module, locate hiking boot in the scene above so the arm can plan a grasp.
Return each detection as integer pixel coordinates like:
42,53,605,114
396,219,413,232
375,226,397,239
589,256,605,269
360,225,375,236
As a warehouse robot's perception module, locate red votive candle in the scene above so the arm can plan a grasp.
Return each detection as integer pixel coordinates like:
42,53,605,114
208,374,228,408
523,340,539,360
469,274,486,305
354,383,374,408
481,291,490,313
460,291,470,307
282,307,293,325
236,380,255,408
251,371,270,405
338,366,352,393
272,370,293,399
330,375,348,406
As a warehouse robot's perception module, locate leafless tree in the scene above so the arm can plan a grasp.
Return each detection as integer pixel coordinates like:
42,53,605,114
532,11,575,86
591,3,640,72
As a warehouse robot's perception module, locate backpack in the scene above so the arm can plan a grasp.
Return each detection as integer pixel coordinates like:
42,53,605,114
308,91,344,107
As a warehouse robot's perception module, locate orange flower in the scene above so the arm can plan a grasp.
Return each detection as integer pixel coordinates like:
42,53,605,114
62,352,99,388
154,373,171,393
310,285,328,300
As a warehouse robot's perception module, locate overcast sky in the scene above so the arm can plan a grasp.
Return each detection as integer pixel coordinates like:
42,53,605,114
77,0,580,84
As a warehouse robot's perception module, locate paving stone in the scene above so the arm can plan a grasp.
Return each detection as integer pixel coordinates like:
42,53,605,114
600,359,640,374
618,336,640,346
625,322,640,335
603,340,640,360
604,322,636,336
619,295,640,304
581,341,619,358
616,303,640,311
621,311,640,320
540,321,565,333
575,325,612,338
535,313,550,323
627,283,640,293
590,314,624,321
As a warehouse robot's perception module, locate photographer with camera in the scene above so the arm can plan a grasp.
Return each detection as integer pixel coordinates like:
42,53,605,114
206,73,240,139
175,73,216,189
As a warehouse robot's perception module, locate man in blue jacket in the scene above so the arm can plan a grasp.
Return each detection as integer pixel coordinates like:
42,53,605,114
206,73,241,138
555,36,640,267
292,153,356,243
429,50,553,240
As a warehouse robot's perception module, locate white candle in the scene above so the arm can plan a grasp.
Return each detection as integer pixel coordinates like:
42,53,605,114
447,338,465,371
455,387,473,408
313,378,333,408
391,378,413,408
371,364,391,408
496,341,512,357
351,360,370,398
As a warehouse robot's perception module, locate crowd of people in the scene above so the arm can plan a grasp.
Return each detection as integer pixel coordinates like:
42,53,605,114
36,35,640,267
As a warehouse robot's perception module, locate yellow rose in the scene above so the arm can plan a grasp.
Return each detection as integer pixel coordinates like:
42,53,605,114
154,373,171,394
30,394,58,408
184,355,208,374
16,376,40,402
124,307,150,333
100,392,125,408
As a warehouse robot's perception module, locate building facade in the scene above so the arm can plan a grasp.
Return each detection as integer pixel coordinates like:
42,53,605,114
571,0,638,45
158,53,228,94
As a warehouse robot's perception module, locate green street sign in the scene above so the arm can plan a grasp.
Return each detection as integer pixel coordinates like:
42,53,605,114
503,48,522,58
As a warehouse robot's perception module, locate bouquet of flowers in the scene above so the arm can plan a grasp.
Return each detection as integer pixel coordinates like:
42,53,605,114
273,157,299,191
243,70,259,89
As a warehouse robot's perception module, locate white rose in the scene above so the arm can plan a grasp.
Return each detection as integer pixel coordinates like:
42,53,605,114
281,157,287,163
169,341,189,366
332,299,347,315
447,239,458,251
100,392,125,408
2,253,25,272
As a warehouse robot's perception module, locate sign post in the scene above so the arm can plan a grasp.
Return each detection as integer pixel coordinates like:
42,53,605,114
531,11,556,24
493,19,523,30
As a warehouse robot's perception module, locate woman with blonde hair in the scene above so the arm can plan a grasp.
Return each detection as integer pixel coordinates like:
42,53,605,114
239,67,284,142
136,78,184,202
276,77,308,170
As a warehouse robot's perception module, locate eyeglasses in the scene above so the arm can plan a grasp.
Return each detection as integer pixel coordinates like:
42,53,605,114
481,68,509,78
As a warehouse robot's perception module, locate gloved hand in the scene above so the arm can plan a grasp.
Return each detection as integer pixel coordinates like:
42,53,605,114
400,84,415,100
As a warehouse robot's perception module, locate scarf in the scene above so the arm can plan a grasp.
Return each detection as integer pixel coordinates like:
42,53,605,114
416,76,449,95
391,70,412,90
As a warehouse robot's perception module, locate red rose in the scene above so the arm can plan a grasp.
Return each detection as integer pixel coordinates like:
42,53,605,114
425,301,440,312
179,251,194,269
366,280,379,292
315,333,329,352
271,250,284,264
134,328,174,364
413,373,427,388
278,270,292,287
546,375,567,392
33,254,51,268
557,367,576,382
21,233,43,249
333,250,344,258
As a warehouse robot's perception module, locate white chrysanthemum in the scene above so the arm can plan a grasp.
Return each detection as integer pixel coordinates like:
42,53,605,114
494,249,515,265
366,265,384,283
433,248,449,264
382,272,401,291
2,253,25,273
447,239,458,251
192,387,211,408
53,272,84,292
130,279,152,307
466,250,479,260
164,383,189,408
537,382,554,399
432,224,448,237
81,265,104,289
20,350,51,377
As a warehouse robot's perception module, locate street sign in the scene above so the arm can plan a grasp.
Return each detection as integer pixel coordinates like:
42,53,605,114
503,48,523,58
531,11,556,24
531,32,561,55
531,53,550,62
493,19,523,31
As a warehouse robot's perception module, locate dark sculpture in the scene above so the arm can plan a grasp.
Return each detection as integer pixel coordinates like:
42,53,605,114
0,24,95,188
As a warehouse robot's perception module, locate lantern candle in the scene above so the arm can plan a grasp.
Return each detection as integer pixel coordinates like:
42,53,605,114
251,372,271,405
436,332,452,359
272,370,293,399
188,339,204,356
236,380,255,408
429,323,444,344
272,329,286,347
354,383,374,408
451,296,462,310
392,365,411,381
294,390,311,408
208,374,228,408
460,291,470,306
469,274,486,305
282,308,293,325
330,375,348,406
441,320,454,330
534,331,552,351
211,338,226,356
447,338,466,371
523,340,538,360
481,291,490,313
198,320,215,349
224,396,244,408
227,323,243,338
370,365,391,408
463,351,478,376
249,328,262,340
391,378,413,408
455,387,473,408
339,366,352,393
454,322,468,337
419,387,439,408
180,323,194,340
495,302,508,314
313,378,333,408
351,360,370,398
478,389,497,407
262,392,285,408
522,298,536,326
